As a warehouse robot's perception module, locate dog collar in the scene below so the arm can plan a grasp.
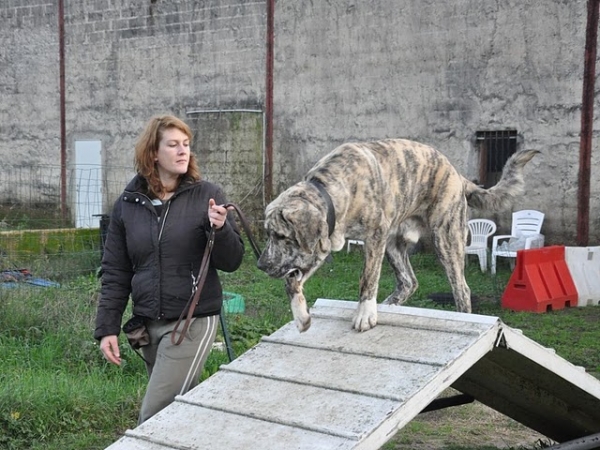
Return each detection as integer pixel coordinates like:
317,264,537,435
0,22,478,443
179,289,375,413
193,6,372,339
309,179,336,237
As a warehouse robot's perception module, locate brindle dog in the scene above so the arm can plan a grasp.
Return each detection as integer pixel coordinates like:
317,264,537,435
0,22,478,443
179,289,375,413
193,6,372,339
257,139,538,332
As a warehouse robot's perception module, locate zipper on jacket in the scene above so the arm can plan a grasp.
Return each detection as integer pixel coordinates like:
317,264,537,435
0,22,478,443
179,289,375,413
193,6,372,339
158,200,171,241
156,199,173,320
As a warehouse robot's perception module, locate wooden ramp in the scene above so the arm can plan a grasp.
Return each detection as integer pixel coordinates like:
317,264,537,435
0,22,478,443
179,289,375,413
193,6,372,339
106,299,600,450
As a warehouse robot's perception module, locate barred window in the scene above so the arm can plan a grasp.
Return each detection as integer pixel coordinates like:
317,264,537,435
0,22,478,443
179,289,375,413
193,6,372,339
476,130,517,188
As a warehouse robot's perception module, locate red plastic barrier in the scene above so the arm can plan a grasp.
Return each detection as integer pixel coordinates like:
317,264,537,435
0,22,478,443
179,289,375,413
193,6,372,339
501,246,578,313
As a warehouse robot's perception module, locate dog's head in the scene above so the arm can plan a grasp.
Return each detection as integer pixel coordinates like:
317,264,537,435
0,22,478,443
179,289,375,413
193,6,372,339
257,184,332,284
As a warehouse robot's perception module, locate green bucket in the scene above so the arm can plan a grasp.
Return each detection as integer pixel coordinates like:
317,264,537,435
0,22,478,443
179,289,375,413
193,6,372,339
223,291,245,314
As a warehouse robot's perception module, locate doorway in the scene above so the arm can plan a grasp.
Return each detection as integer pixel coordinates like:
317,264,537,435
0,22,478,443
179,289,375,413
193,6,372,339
74,140,102,228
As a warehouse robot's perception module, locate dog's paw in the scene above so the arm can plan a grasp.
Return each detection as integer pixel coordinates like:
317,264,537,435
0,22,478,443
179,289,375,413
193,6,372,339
295,315,312,333
382,288,414,305
353,300,377,332
290,291,312,333
382,297,399,305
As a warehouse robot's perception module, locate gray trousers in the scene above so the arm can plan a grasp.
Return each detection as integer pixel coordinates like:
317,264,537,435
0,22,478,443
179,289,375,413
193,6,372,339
138,314,218,424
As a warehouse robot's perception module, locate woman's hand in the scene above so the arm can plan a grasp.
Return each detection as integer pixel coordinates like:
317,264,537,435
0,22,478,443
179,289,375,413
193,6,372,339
208,199,230,230
100,335,121,365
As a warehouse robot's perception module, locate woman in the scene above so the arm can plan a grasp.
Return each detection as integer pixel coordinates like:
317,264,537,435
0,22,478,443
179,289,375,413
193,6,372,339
94,115,245,424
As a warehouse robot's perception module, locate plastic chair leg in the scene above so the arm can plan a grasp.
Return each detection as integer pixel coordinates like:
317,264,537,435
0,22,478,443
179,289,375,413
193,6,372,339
478,253,487,272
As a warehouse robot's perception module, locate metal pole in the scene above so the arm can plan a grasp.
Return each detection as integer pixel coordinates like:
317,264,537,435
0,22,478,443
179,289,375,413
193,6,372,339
264,0,275,205
544,432,600,450
420,394,475,413
577,0,599,246
219,310,235,362
58,0,67,224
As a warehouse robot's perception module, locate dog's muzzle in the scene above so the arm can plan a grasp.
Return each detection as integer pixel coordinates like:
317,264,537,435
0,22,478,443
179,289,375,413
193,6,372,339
256,254,303,281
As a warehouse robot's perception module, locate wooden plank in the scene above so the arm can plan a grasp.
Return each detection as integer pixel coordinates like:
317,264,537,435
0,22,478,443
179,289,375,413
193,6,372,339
313,299,500,326
221,342,441,401
113,402,353,450
501,327,600,398
105,437,167,450
263,315,492,366
180,370,398,440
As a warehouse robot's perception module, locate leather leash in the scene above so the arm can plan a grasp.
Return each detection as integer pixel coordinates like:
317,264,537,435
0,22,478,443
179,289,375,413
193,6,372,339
171,203,262,345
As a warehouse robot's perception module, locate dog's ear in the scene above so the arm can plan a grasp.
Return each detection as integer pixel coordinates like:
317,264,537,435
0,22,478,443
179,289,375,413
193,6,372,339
281,200,327,254
264,199,295,240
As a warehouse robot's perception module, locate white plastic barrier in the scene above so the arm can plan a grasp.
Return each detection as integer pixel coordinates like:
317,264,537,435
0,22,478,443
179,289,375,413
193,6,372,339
564,246,600,307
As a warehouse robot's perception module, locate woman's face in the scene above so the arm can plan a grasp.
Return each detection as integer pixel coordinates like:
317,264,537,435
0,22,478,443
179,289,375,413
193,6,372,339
155,127,190,180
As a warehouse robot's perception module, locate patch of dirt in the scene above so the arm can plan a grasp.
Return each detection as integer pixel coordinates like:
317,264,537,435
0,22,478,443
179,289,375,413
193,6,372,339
388,397,553,450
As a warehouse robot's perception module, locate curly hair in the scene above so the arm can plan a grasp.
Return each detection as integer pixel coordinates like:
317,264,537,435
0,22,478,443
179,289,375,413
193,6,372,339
134,115,201,197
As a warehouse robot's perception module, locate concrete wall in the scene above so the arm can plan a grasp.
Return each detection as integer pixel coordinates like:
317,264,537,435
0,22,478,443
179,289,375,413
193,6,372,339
0,2,65,220
0,0,266,224
0,2,61,167
64,0,266,222
188,110,264,224
0,0,597,244
273,0,594,244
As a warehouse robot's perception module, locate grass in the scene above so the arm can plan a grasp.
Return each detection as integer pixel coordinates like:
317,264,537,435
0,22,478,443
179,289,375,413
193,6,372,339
0,244,599,449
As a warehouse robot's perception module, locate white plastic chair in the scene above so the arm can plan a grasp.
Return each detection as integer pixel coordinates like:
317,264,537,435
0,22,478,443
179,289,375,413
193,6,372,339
491,210,545,275
346,239,364,252
465,219,497,272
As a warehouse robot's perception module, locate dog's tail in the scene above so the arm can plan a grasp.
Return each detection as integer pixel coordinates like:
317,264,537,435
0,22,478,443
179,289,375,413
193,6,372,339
464,149,540,211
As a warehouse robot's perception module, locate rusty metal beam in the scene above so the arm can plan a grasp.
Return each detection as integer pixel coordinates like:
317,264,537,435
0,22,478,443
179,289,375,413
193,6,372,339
58,0,67,223
577,0,599,246
264,0,275,205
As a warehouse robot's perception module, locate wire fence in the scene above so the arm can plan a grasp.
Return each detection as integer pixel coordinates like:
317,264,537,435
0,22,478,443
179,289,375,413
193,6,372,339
0,164,132,288
0,164,134,229
0,228,102,289
0,162,262,292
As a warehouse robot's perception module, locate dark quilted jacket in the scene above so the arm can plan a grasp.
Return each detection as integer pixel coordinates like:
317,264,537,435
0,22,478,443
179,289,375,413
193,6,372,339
94,174,245,340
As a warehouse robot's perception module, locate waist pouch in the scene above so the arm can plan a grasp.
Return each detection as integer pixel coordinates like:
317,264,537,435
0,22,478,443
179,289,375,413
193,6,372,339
122,315,150,349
